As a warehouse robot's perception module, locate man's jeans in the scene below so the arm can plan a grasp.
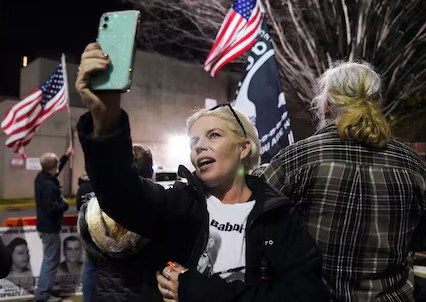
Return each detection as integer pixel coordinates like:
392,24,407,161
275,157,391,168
82,256,97,302
35,232,61,301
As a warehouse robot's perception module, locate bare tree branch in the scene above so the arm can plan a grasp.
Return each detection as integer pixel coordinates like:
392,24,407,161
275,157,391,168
123,0,426,117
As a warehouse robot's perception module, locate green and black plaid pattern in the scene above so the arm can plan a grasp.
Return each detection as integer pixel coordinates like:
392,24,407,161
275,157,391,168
262,125,426,302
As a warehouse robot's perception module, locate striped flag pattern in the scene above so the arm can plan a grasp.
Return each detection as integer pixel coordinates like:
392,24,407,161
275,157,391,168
204,0,263,77
1,64,68,157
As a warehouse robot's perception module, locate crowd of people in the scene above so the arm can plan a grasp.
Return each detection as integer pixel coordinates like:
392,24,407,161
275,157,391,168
0,42,425,302
72,42,425,301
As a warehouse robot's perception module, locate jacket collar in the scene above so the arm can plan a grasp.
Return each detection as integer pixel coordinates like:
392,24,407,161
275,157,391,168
177,165,288,214
39,170,60,185
178,165,207,199
246,175,290,214
314,123,337,135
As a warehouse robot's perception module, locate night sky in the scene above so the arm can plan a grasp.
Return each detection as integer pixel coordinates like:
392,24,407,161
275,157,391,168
0,0,132,97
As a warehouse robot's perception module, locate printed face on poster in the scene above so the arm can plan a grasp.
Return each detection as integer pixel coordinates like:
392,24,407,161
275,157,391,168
0,225,84,299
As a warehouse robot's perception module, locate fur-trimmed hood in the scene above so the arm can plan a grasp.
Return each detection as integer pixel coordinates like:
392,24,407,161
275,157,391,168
78,197,150,259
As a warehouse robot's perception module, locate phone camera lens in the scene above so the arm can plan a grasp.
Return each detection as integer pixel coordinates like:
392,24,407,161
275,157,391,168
104,16,109,22
103,23,108,29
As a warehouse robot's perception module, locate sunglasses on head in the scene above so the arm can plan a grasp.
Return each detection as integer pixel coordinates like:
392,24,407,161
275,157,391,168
209,103,247,138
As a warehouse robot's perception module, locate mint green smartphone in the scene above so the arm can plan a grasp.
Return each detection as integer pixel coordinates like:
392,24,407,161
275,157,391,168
90,10,141,92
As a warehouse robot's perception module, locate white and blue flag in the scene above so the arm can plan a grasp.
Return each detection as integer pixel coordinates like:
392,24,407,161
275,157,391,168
233,20,294,163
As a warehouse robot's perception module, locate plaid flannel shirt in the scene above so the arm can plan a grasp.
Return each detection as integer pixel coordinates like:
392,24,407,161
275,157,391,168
261,125,426,302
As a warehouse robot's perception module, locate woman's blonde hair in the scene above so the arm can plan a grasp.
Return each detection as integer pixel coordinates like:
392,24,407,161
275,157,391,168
311,61,391,148
186,105,261,172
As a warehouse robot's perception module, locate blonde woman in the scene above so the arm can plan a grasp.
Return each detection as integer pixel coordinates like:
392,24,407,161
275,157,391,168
262,61,426,301
75,42,330,302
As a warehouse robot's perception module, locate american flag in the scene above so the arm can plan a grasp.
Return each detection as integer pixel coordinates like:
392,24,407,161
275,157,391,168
1,64,68,157
204,0,263,77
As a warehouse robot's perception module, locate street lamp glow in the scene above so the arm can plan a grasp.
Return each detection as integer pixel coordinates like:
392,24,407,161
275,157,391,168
167,135,190,155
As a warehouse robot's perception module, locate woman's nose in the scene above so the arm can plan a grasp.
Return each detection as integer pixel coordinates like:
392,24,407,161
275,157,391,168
194,138,208,153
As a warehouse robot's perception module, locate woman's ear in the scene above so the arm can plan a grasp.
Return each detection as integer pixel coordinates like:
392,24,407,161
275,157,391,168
240,140,251,160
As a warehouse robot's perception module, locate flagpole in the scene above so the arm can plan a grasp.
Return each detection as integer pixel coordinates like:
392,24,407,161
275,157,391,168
61,53,72,149
61,53,73,197
258,0,265,13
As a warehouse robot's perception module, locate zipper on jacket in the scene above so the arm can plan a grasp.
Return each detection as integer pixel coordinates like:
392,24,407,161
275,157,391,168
187,198,209,268
259,247,271,281
245,198,284,282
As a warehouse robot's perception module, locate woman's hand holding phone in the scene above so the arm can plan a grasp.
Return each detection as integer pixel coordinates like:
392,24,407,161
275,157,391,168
76,42,121,137
76,10,140,136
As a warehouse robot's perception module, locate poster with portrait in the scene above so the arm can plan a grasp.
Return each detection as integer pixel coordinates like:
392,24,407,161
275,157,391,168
0,224,84,300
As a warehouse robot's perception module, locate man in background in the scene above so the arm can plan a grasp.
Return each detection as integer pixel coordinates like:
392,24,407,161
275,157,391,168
34,149,71,302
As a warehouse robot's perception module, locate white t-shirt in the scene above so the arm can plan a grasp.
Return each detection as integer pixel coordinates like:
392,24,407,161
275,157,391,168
197,194,255,282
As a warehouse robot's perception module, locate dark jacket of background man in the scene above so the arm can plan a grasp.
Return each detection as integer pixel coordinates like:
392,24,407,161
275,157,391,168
35,154,70,233
76,175,93,212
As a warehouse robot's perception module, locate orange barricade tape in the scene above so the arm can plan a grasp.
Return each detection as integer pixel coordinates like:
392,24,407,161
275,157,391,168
2,214,78,227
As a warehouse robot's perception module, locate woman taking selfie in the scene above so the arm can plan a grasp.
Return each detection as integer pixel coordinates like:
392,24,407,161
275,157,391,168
76,42,330,302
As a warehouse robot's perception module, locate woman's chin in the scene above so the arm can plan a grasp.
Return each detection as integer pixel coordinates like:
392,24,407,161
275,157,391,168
199,174,218,188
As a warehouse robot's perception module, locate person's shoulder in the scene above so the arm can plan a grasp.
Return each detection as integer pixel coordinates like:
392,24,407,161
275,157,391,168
390,139,424,158
35,172,54,187
293,131,335,148
388,139,426,173
35,171,47,182
248,175,292,203
273,132,326,158
78,175,90,183
77,181,94,195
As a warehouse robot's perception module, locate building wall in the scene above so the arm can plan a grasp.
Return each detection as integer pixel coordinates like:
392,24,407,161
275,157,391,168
0,50,241,199
0,100,86,199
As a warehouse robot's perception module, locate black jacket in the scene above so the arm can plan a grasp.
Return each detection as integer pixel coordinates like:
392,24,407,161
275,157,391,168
57,154,70,176
76,176,93,211
34,171,69,233
77,111,331,302
78,206,161,302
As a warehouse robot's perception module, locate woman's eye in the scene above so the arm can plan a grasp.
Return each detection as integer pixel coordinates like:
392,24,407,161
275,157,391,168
209,133,220,139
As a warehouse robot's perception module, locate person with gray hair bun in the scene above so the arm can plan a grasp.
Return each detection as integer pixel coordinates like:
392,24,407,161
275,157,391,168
261,60,426,301
312,61,390,147
75,42,330,302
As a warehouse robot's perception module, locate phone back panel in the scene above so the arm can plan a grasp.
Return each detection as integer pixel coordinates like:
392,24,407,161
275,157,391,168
90,10,140,92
